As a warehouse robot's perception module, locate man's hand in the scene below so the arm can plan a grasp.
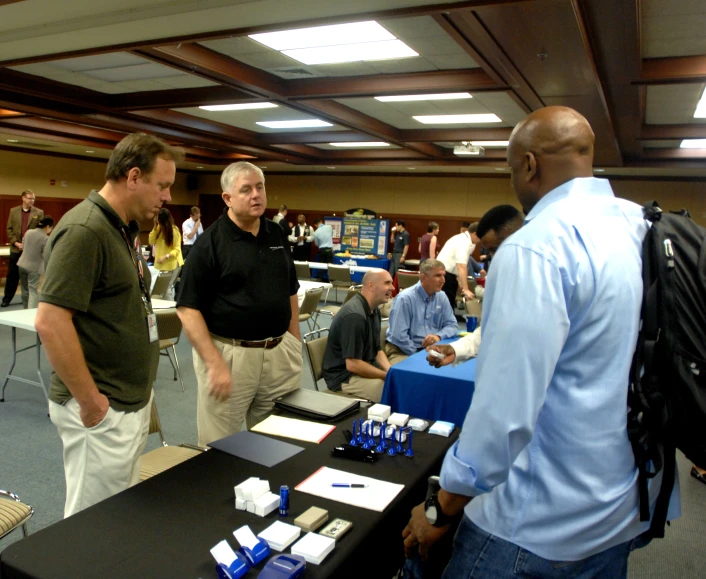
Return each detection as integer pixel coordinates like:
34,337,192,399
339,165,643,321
402,503,450,561
462,288,474,300
400,256,406,263
208,359,232,401
79,392,110,428
422,334,441,348
14,242,22,250
426,344,456,367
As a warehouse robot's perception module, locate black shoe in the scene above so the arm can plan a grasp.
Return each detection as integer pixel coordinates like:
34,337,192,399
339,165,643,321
690,467,706,486
0,300,9,307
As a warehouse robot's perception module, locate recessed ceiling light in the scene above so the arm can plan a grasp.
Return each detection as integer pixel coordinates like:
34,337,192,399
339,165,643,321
375,93,472,102
250,21,393,51
7,139,19,143
680,139,706,148
249,21,417,65
408,167,416,170
694,87,706,118
495,167,507,171
327,166,336,169
85,150,95,153
196,166,204,169
470,141,509,147
329,142,389,147
260,166,268,169
257,120,333,129
414,114,502,124
594,168,605,172
200,103,278,111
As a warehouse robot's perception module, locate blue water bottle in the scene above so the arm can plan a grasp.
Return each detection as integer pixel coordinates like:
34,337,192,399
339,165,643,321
279,485,289,516
466,316,478,332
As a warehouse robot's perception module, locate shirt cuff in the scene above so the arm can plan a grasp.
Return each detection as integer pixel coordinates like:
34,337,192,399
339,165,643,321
439,441,486,497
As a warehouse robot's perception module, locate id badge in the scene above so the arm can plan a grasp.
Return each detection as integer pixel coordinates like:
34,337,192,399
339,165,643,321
147,313,159,343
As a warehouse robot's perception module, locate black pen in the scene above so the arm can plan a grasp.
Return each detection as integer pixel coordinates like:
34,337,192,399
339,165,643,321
331,483,368,488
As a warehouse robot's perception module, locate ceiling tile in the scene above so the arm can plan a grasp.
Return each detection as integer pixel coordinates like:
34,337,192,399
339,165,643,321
49,52,147,72
83,62,186,81
642,0,706,57
645,84,706,123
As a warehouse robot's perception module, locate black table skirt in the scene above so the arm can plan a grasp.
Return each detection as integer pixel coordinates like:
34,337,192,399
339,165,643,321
0,409,458,579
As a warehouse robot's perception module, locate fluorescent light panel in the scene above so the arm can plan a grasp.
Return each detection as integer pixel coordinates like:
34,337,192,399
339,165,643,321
257,120,332,129
470,141,509,147
414,114,502,124
375,93,472,102
329,142,389,147
249,21,394,51
200,103,277,111
454,150,482,155
283,40,416,65
680,139,706,148
694,87,706,118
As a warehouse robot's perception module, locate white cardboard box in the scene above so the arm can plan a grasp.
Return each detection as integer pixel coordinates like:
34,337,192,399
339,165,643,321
291,532,335,565
253,492,280,517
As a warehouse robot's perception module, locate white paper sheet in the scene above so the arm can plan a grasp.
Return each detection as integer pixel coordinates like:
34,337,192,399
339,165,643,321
295,466,404,512
233,525,259,550
210,540,236,566
251,415,336,444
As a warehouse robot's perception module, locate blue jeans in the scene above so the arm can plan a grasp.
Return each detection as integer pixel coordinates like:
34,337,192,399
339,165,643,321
436,517,649,579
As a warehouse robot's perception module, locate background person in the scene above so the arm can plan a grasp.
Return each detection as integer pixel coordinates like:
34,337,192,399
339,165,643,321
389,220,410,278
289,213,314,261
3,190,44,307
436,222,477,309
35,132,182,517
419,222,439,264
149,207,184,300
181,205,203,259
17,215,54,309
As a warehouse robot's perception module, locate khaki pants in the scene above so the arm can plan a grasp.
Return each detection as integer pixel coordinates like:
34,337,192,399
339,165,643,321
50,391,153,518
341,374,385,402
384,342,409,366
194,332,303,446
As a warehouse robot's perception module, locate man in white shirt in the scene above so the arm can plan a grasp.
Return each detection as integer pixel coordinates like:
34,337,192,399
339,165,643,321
288,213,314,261
272,204,287,225
436,222,478,309
427,205,523,367
181,206,203,259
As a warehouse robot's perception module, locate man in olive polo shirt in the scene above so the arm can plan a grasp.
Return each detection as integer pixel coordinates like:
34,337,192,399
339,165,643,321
35,133,183,517
177,161,303,446
322,269,394,402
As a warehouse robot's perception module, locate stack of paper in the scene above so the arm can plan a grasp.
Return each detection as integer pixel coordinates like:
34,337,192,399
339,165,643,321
290,532,336,565
251,415,336,444
258,521,301,552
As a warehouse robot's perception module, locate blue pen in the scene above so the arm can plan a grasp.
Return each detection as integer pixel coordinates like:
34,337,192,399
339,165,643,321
331,483,368,488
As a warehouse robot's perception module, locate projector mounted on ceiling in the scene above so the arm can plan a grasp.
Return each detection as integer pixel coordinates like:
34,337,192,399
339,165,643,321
453,142,485,156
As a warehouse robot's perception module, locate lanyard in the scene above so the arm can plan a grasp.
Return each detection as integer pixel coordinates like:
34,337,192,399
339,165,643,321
119,227,153,315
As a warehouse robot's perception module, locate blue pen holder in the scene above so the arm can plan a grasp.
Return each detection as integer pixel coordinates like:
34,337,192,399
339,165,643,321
239,538,271,567
216,553,250,579
258,554,306,578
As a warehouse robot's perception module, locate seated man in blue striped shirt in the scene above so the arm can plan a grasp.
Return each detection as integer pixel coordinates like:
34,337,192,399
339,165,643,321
384,259,458,365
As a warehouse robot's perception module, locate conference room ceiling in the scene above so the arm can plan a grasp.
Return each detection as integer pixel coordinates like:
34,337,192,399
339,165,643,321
0,0,704,178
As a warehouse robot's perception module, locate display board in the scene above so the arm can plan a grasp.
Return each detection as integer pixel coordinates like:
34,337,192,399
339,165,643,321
326,216,388,256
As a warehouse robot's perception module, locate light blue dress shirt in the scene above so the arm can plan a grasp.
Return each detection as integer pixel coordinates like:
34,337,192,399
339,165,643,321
386,282,458,355
313,224,333,249
440,177,680,561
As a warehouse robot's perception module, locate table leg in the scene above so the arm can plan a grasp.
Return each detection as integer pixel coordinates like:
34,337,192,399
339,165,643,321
0,327,17,401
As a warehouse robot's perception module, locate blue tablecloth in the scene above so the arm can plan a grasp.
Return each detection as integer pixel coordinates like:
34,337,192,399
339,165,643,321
381,342,476,427
333,256,391,282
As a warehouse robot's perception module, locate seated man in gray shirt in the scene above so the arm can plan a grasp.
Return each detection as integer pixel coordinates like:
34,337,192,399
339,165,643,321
322,269,393,402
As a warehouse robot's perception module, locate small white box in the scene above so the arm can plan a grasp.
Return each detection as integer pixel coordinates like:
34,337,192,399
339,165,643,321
388,413,409,427
367,403,391,422
244,479,270,502
235,498,246,511
234,477,260,500
291,532,336,565
258,521,301,552
253,492,280,517
246,501,256,514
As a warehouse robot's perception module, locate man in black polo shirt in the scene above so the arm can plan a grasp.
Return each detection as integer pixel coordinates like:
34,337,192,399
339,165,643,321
177,162,302,446
389,220,410,279
322,269,393,402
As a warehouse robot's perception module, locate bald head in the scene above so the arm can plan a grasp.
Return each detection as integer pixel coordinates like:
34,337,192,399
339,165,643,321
361,268,394,309
508,106,595,213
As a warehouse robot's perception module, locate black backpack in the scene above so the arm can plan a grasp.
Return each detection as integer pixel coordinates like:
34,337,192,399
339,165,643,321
628,201,706,538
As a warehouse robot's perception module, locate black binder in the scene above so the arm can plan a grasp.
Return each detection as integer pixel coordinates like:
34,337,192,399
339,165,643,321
274,389,360,421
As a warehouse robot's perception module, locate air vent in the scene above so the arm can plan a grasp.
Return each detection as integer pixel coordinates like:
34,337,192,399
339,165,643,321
272,67,315,78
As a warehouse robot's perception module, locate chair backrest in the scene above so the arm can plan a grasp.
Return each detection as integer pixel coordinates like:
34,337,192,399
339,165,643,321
151,271,174,298
327,265,351,284
156,308,183,342
304,329,329,388
464,298,482,323
343,285,362,304
295,262,311,280
148,401,167,446
397,271,419,290
300,287,324,316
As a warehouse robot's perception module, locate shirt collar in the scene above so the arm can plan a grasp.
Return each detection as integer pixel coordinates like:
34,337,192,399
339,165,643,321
222,209,268,241
413,281,433,302
525,177,614,224
86,190,139,238
355,292,374,316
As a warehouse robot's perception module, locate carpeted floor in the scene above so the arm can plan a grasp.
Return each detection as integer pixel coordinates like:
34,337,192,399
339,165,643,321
0,295,704,577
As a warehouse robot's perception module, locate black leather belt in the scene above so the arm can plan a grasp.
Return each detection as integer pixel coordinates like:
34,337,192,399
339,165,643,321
210,333,283,349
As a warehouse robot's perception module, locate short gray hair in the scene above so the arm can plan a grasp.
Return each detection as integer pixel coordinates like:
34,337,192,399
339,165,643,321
221,162,265,192
420,259,445,275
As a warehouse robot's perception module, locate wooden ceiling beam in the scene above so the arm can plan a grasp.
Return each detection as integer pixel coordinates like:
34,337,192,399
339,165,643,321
261,131,370,145
287,69,501,100
399,127,512,141
641,148,706,160
640,125,706,140
0,116,126,143
0,69,110,110
639,56,706,85
113,86,259,111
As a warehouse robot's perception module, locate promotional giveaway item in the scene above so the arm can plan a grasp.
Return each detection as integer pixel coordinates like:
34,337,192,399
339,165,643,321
429,421,455,437
234,526,271,566
257,521,301,552
319,518,353,541
290,532,336,565
258,554,306,579
294,506,329,532
211,540,249,579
